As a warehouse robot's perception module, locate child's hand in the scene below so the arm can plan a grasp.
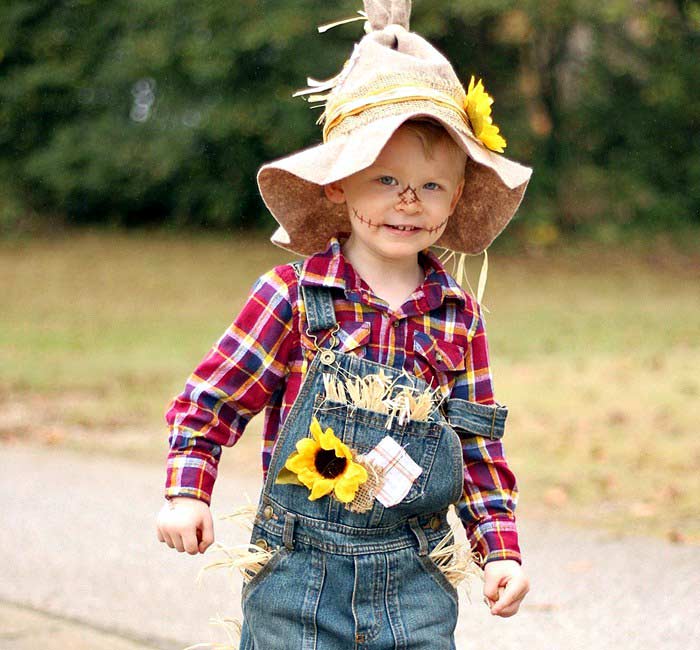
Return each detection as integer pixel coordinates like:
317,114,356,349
482,559,529,617
156,497,214,555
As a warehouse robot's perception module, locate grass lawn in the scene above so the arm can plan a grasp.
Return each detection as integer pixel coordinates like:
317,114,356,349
1,230,699,543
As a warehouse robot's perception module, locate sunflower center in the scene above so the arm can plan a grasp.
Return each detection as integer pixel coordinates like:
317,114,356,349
314,449,347,479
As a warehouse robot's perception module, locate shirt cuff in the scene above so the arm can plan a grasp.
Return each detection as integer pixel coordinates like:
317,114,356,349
164,454,218,506
469,516,522,566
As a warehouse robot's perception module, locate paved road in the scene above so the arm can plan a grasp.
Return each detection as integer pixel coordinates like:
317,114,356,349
2,443,699,650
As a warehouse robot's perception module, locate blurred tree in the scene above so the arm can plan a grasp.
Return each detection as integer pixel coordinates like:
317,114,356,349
0,0,360,229
0,0,697,233
575,0,700,230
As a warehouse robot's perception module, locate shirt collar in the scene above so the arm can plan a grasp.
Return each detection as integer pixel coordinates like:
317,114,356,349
299,237,469,309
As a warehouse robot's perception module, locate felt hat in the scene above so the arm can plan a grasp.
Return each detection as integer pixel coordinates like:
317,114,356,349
257,0,533,256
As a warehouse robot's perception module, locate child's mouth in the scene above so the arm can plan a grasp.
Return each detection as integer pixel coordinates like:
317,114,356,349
385,224,421,233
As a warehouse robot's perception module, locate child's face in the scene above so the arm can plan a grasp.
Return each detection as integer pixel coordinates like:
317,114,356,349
324,126,465,264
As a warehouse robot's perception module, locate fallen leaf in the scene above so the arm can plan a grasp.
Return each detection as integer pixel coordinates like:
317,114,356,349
42,428,66,445
629,501,656,518
564,560,593,573
524,602,560,612
544,486,568,507
667,529,686,544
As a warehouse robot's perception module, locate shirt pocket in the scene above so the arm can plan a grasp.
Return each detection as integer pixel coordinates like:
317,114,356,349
413,331,466,396
301,321,371,359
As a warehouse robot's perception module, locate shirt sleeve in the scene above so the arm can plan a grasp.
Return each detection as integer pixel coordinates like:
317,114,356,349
163,265,297,504
451,305,521,566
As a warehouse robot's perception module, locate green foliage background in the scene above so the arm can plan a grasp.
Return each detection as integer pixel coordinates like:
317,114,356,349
1,0,698,234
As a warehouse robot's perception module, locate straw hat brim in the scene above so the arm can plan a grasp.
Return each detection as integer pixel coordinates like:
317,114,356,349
257,111,532,256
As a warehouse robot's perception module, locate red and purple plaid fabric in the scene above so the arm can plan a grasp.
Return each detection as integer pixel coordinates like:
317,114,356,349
165,237,520,563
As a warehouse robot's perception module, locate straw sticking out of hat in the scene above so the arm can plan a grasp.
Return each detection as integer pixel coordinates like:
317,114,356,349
257,0,533,257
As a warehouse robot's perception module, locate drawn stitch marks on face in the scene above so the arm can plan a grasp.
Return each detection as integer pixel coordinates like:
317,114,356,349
351,209,448,234
397,185,419,206
352,208,381,229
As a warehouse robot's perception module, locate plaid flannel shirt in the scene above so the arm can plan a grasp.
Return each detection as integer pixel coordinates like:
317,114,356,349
165,237,520,564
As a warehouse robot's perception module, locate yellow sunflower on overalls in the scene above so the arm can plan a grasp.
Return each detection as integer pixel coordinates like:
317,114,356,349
283,417,368,502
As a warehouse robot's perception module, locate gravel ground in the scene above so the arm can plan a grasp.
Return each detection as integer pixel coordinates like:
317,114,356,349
2,443,699,650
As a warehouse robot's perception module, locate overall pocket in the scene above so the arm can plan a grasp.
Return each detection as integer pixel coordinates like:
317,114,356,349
414,546,460,605
241,529,293,602
310,397,442,528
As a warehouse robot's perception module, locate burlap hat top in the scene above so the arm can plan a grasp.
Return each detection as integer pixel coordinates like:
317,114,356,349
257,0,533,258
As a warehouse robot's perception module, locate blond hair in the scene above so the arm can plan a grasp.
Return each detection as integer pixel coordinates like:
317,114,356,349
399,119,468,179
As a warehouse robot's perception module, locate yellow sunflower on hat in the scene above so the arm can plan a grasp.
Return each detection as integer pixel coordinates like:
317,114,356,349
464,75,507,153
281,417,368,502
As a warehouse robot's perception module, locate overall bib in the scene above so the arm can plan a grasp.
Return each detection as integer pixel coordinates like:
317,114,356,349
238,279,506,650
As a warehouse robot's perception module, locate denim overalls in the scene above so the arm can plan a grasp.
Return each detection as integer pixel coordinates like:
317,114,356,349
238,275,507,650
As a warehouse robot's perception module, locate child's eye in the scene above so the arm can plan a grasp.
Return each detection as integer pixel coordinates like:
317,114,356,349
423,182,441,191
378,176,398,186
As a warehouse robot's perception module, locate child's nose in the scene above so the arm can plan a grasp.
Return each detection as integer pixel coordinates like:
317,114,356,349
395,185,422,214
397,199,422,215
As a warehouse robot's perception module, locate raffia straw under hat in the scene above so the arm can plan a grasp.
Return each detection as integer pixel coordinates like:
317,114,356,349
257,0,533,257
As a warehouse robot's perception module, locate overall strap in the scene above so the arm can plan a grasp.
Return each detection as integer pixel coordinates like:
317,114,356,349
291,260,338,333
443,399,508,441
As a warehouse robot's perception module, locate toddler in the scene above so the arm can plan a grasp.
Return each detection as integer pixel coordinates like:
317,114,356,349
157,2,532,647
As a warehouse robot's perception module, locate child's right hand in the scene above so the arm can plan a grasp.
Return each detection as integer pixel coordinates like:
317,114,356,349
156,496,214,554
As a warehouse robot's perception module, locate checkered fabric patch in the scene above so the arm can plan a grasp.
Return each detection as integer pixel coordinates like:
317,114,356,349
364,436,422,507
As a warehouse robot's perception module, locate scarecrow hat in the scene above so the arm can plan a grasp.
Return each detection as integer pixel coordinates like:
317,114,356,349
257,0,533,256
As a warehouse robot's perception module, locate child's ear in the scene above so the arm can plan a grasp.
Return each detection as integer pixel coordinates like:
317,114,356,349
324,181,346,204
449,179,465,214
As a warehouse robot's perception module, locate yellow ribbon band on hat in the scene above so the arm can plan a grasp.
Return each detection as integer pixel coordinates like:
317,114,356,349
322,84,470,142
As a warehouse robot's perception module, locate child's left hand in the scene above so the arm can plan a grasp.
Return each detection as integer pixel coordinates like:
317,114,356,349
482,559,530,617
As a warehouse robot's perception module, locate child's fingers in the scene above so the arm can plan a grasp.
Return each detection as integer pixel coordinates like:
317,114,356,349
198,514,215,553
160,529,176,550
155,516,172,547
482,574,502,603
170,531,186,553
180,528,200,554
483,585,505,609
491,580,528,617
156,499,212,553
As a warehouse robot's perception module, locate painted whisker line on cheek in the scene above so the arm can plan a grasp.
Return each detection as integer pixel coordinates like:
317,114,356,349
351,209,382,229
425,217,449,233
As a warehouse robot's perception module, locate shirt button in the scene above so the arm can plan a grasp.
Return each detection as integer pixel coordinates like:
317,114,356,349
254,538,269,550
430,515,442,530
392,320,400,328
263,505,274,520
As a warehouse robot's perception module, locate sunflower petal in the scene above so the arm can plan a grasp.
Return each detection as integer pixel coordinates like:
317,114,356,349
309,417,324,442
296,437,319,456
333,481,358,503
464,75,506,152
297,469,319,490
334,438,354,459
309,478,335,500
344,462,369,483
334,461,369,502
286,450,304,468
318,429,337,450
